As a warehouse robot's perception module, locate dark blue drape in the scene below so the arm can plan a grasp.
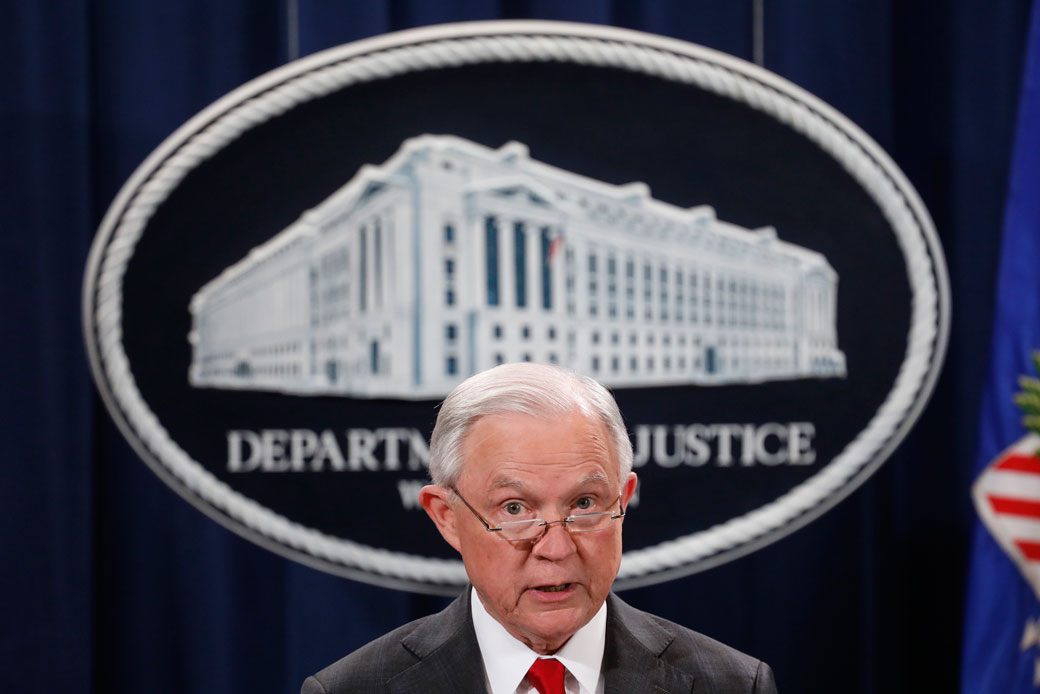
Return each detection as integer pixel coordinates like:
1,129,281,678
2,2,1032,692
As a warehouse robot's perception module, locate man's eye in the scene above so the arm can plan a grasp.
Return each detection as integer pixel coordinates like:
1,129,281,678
505,502,524,515
575,496,594,511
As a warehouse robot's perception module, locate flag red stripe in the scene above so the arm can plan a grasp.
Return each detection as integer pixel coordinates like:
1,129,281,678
1015,540,1040,561
995,454,1040,474
988,495,1040,518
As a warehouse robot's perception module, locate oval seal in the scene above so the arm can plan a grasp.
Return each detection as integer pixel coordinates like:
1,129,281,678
83,20,949,593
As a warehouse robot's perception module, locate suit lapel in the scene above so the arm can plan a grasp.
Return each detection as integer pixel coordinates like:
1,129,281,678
387,590,487,694
385,591,695,694
603,594,695,694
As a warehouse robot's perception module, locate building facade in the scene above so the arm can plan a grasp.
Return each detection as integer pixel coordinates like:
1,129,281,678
188,134,846,399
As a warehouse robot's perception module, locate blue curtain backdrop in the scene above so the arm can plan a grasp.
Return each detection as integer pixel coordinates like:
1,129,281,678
2,2,1033,692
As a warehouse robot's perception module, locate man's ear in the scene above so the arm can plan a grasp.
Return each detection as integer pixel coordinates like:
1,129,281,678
419,485,461,553
620,472,638,508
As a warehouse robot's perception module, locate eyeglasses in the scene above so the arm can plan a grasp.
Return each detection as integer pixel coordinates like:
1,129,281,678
450,487,626,542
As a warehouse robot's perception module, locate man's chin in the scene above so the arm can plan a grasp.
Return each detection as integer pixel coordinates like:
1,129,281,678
521,620,586,654
517,600,593,650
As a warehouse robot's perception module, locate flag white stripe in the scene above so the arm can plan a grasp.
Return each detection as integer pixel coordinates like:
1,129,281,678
975,469,1040,500
985,514,1040,545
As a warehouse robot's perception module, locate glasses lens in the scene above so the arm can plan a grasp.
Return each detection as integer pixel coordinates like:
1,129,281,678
567,512,611,533
499,519,543,541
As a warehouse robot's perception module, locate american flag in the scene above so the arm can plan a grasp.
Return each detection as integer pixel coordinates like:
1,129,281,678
973,433,1040,601
962,3,1040,690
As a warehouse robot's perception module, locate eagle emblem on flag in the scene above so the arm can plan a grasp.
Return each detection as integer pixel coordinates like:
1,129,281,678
972,352,1040,685
974,353,1040,596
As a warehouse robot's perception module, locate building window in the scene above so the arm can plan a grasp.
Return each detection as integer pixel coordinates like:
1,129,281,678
514,222,527,308
587,251,598,317
717,277,726,326
445,323,457,342
374,219,383,307
625,259,636,319
444,257,456,307
522,325,531,339
541,228,553,310
446,356,457,375
689,271,699,323
643,263,652,319
444,222,455,244
359,227,367,312
565,247,575,315
485,216,499,306
659,266,669,320
675,269,684,321
704,275,712,324
494,353,505,365
493,324,503,339
548,327,556,340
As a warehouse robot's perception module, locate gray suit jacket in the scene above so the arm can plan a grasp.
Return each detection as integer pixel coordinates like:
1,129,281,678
302,591,777,693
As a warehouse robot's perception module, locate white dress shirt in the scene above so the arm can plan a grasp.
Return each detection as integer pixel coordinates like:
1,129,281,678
470,587,606,694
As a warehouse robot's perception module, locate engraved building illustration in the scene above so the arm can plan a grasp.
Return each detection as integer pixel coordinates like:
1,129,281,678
188,135,846,399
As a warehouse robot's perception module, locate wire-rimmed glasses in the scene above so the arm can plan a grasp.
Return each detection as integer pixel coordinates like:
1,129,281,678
451,487,626,542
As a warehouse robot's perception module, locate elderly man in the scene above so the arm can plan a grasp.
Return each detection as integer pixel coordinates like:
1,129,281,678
302,363,777,693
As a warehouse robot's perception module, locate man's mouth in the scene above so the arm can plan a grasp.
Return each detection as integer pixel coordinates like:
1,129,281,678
534,583,571,593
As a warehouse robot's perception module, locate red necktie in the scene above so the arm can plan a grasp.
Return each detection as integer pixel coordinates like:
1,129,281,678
526,658,566,694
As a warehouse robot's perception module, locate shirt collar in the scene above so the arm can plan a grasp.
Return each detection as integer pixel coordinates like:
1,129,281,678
470,587,606,694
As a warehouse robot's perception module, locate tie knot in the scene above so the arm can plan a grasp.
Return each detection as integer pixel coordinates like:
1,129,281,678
526,658,566,694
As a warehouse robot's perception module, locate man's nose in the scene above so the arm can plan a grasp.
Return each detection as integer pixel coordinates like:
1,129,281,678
532,520,577,560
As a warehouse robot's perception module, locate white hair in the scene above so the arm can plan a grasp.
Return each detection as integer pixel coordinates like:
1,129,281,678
428,362,633,488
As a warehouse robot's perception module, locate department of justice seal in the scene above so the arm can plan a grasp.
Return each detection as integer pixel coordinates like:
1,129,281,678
83,21,949,593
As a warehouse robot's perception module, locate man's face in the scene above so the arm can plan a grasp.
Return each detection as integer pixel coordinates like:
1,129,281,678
437,410,636,654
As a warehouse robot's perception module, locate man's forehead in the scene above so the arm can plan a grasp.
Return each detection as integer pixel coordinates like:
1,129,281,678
464,409,606,441
459,410,619,487
489,471,611,491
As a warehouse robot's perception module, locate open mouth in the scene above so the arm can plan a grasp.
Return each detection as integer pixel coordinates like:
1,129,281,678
535,583,572,593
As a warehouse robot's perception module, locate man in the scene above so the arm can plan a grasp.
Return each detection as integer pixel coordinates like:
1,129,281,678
302,363,777,693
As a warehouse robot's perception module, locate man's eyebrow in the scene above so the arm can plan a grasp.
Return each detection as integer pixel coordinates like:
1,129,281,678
578,472,610,487
490,478,529,491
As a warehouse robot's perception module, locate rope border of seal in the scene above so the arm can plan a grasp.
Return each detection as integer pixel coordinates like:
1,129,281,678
84,22,948,591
